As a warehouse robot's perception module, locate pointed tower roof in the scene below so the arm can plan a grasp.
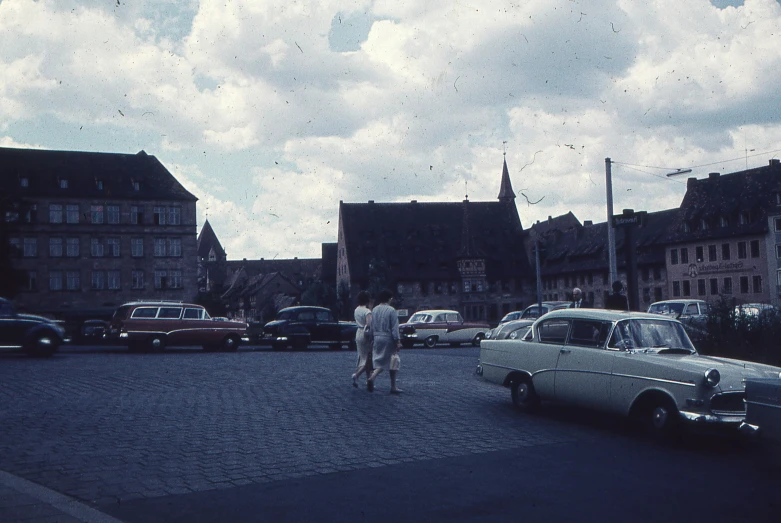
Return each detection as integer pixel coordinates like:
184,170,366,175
497,155,516,202
197,219,226,260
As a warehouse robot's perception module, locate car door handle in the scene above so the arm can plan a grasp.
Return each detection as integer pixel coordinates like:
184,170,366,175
560,349,571,354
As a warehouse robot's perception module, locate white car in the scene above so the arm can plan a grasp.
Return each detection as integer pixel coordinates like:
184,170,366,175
477,309,781,436
400,310,489,348
648,299,709,320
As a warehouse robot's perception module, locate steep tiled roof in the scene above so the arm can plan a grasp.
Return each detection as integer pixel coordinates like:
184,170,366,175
340,199,529,282
197,220,226,259
0,147,197,201
666,160,781,244
226,258,321,283
497,157,516,201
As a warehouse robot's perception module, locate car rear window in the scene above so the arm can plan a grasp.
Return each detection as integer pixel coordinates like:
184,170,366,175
538,320,570,344
183,308,203,319
315,311,332,321
158,307,183,319
131,307,158,318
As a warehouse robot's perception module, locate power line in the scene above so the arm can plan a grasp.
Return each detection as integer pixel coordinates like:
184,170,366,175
612,147,781,173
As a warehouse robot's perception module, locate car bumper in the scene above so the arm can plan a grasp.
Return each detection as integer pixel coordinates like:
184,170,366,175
678,410,746,425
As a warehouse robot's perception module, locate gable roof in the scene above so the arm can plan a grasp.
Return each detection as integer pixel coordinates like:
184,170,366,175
340,199,529,282
197,220,226,259
0,147,197,201
666,160,781,244
226,257,321,283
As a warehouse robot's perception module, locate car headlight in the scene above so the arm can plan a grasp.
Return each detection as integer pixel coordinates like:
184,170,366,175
485,330,493,339
704,368,720,387
509,330,519,340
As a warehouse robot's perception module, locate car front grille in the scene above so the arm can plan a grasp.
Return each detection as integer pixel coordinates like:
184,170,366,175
710,391,746,414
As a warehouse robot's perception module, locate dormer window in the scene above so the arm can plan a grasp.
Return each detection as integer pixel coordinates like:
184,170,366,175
20,177,28,188
719,216,729,228
683,221,691,233
59,178,69,189
96,179,104,190
700,218,709,230
776,192,781,206
739,211,749,225
131,180,140,191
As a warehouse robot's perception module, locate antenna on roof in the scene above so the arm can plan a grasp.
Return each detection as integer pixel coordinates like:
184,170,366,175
503,141,507,157
465,180,468,201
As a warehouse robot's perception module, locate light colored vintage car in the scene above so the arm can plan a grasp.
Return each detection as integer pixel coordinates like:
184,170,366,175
400,310,488,348
477,309,781,435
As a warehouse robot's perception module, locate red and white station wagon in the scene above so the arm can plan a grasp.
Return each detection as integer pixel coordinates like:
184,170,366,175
106,301,247,352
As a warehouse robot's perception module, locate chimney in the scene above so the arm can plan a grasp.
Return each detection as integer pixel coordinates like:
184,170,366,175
687,177,696,189
584,220,593,226
548,216,552,224
770,159,780,168
368,200,374,204
411,200,417,203
708,172,720,180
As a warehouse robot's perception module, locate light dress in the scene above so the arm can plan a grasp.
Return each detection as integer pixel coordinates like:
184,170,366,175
370,303,400,371
354,305,372,370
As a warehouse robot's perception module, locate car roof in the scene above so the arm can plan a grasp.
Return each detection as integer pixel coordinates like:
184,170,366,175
650,299,706,306
412,310,459,316
540,309,674,322
279,306,331,312
121,301,201,308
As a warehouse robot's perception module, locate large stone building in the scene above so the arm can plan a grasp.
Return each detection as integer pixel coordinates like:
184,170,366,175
336,158,534,322
664,160,781,307
0,147,198,322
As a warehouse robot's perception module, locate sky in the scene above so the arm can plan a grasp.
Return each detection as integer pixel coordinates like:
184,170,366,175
2,0,781,260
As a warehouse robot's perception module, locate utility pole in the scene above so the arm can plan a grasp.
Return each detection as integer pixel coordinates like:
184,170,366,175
535,237,543,311
605,158,617,285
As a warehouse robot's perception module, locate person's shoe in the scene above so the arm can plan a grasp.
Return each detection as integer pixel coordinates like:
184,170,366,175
390,388,403,394
351,374,358,388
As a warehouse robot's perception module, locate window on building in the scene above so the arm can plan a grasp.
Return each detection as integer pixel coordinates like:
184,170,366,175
723,277,732,294
721,244,730,260
642,287,651,303
108,270,121,290
59,179,68,189
168,207,181,225
695,246,704,262
697,279,706,296
91,271,105,290
778,270,781,286
708,245,717,262
680,248,689,264
167,238,182,257
641,268,649,281
154,238,166,257
153,207,167,225
23,238,37,257
738,241,747,259
672,281,681,297
710,278,718,295
90,205,104,224
155,270,168,290
132,271,144,290
66,204,79,223
49,238,63,257
130,206,143,225
66,271,79,291
753,275,762,293
682,280,691,296
132,180,140,191
49,271,63,291
720,216,729,228
66,238,79,257
740,276,749,294
49,204,63,224
9,238,20,257
670,249,678,265
107,205,120,224
654,287,663,301
653,267,661,280
700,218,710,230
20,177,28,188
107,238,120,257
463,280,471,293
683,221,691,233
777,245,781,259
131,238,143,257
90,238,104,257
25,271,37,291
739,211,749,225
776,192,781,206
170,270,182,289
750,240,760,258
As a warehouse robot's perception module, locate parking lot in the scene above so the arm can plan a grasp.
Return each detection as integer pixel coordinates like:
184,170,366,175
1,344,780,522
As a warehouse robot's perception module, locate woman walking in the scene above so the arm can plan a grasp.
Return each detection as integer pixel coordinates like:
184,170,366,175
367,289,403,394
352,291,373,389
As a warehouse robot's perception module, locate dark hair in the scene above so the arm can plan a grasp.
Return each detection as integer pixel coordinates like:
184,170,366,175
612,281,624,293
376,289,393,304
356,291,371,306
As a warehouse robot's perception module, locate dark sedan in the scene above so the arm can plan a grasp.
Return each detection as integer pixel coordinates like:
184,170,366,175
260,306,358,350
0,297,65,357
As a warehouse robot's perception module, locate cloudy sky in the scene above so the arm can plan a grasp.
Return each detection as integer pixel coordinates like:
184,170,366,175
2,0,780,260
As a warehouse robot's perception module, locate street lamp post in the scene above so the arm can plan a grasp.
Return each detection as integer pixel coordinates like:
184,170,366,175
605,158,617,285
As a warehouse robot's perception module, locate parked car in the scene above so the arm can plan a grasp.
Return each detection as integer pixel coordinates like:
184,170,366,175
498,311,524,325
0,297,65,357
743,378,781,442
260,306,358,350
648,299,709,320
519,301,570,320
79,319,108,343
399,310,488,348
105,301,247,352
484,319,534,341
477,309,781,436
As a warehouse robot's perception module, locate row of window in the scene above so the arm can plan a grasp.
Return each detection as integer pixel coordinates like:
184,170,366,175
543,269,664,292
22,270,183,291
543,287,665,305
18,177,142,192
9,237,183,258
671,241,760,265
671,276,763,297
5,204,182,226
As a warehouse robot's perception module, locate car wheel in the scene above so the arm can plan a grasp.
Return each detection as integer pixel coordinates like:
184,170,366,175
648,399,680,439
424,336,438,348
472,333,485,347
25,332,58,357
148,335,166,352
219,335,240,352
511,377,540,411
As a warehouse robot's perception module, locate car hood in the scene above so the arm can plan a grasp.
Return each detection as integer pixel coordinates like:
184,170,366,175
18,313,56,324
264,320,286,328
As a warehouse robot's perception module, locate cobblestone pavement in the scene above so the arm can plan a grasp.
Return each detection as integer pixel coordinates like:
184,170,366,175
0,346,600,519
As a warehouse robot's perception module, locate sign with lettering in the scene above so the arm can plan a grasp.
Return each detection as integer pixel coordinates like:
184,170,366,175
612,211,647,228
690,261,752,276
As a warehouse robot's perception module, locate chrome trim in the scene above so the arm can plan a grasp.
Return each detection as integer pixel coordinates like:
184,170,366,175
738,422,761,434
746,400,781,410
612,373,697,388
0,345,23,349
679,410,744,424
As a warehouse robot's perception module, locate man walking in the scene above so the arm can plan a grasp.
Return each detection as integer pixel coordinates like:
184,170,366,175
569,288,590,309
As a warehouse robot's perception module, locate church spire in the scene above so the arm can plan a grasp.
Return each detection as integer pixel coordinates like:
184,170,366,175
497,153,516,202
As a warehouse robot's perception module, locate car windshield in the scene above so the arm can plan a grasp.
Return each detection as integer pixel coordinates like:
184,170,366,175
648,303,685,315
409,313,432,323
608,319,695,353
